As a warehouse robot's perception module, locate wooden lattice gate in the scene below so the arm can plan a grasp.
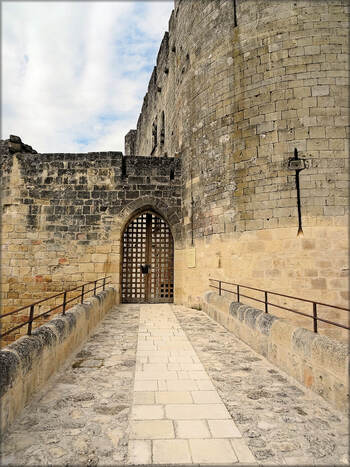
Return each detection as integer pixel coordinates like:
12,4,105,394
121,211,174,303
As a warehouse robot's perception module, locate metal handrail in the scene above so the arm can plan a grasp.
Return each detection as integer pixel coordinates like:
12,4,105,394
209,278,350,333
0,276,111,339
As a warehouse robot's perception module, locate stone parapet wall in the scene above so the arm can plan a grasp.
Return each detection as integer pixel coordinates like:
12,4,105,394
0,287,116,435
1,149,181,239
201,291,349,413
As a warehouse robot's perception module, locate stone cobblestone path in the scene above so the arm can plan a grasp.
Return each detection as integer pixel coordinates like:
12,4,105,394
1,304,348,466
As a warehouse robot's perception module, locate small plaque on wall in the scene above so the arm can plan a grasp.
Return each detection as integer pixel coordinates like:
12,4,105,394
186,248,196,268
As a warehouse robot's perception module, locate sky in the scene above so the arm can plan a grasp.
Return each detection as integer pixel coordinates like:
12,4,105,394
2,1,174,153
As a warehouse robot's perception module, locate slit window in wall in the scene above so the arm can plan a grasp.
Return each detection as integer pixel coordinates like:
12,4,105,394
151,119,157,155
170,168,174,180
122,155,127,178
160,111,165,147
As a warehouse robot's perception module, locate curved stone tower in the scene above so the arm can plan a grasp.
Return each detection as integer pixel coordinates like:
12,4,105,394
127,0,349,339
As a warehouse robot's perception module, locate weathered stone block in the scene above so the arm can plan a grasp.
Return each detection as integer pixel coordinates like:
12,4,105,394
311,334,348,380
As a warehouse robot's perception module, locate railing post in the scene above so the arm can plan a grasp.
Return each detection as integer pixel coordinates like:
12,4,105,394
265,291,268,313
62,291,67,315
103,277,106,291
27,305,35,335
237,285,240,302
313,302,318,333
219,281,222,296
81,284,84,304
94,280,97,295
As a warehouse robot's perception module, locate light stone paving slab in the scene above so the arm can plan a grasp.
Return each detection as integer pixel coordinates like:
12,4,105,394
148,355,169,363
165,379,200,391
181,363,204,371
133,391,155,404
189,438,239,464
196,379,216,390
167,363,182,370
129,420,175,439
152,439,192,464
155,391,193,404
168,355,200,363
165,403,231,420
175,420,211,438
189,370,211,380
131,405,164,420
143,363,168,371
191,390,222,404
133,380,158,391
176,370,191,379
208,419,243,438
135,370,179,380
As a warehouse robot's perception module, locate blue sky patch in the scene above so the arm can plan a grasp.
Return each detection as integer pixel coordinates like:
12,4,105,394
2,1,173,153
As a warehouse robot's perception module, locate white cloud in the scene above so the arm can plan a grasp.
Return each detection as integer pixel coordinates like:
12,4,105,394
133,2,173,39
2,1,173,153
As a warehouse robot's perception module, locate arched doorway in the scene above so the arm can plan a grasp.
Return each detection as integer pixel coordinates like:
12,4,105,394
121,210,174,303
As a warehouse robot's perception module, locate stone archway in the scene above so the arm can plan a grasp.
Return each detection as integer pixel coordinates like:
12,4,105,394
117,196,181,242
121,209,174,303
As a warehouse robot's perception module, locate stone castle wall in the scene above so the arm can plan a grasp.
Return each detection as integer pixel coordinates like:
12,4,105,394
1,137,181,342
127,0,349,340
1,1,349,344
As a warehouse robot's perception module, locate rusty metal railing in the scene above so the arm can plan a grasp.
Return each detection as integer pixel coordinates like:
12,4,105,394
209,278,350,333
0,276,111,339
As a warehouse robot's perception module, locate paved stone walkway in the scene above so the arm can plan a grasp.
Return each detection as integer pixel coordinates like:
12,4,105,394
128,304,255,464
1,304,348,466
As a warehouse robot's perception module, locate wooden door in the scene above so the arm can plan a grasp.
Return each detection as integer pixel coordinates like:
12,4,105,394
121,212,174,303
